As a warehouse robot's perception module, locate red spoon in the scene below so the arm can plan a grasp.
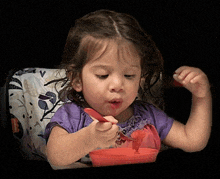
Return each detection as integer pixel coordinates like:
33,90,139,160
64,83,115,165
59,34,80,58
84,108,135,141
84,108,116,124
173,79,183,87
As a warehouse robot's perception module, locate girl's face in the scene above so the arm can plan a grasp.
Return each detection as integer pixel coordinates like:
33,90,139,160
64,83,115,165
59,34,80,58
74,39,141,121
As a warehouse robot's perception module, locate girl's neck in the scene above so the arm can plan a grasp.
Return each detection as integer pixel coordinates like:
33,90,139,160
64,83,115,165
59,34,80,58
115,106,134,123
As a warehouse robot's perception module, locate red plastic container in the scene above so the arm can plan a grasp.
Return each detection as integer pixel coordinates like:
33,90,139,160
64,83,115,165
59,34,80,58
89,148,159,167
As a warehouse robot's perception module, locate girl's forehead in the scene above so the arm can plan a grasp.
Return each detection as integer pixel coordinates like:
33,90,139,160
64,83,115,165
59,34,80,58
82,36,141,66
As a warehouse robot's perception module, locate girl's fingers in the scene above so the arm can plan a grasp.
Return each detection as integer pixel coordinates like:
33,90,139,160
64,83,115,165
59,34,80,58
174,66,189,74
190,74,201,84
181,72,199,85
90,116,98,121
176,69,192,81
109,130,120,142
175,66,201,82
174,66,210,97
104,116,118,124
190,74,207,85
95,122,113,131
173,73,182,83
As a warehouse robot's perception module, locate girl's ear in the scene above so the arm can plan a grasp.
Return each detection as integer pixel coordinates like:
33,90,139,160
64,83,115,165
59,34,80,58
139,77,145,90
71,77,83,92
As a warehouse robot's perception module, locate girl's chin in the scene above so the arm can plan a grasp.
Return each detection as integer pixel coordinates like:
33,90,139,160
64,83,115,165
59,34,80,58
102,109,119,117
100,108,123,117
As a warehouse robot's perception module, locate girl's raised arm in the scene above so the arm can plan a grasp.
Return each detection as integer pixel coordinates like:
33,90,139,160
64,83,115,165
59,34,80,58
163,66,212,152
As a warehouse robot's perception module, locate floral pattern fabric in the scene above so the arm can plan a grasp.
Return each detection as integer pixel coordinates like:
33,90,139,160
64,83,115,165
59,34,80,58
8,68,66,160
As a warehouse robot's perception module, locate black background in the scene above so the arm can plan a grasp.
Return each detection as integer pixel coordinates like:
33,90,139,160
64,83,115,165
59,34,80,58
1,0,220,178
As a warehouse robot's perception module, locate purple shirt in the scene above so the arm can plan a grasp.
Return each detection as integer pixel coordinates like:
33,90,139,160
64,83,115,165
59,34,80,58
44,100,174,142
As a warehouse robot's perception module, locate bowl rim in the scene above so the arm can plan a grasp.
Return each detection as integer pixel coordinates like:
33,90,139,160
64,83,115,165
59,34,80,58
89,147,159,157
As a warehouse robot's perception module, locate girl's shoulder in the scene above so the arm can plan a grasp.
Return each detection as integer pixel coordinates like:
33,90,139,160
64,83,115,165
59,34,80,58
54,102,87,122
48,102,92,132
59,102,82,113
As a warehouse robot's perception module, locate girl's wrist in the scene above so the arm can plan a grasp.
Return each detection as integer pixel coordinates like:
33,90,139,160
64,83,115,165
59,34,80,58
85,125,99,151
192,89,212,100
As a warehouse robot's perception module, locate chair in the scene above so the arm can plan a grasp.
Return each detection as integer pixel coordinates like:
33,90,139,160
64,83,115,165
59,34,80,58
1,68,66,163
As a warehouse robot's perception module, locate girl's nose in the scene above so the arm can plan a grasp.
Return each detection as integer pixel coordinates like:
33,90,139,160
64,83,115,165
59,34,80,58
109,76,124,92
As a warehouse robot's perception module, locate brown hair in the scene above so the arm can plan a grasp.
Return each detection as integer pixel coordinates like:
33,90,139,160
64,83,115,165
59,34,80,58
56,9,164,108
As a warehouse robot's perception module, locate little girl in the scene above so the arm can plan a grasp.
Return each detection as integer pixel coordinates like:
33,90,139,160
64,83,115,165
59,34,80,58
44,9,212,168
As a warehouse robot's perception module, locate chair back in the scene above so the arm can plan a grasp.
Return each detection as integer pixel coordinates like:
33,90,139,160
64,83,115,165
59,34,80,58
8,68,66,160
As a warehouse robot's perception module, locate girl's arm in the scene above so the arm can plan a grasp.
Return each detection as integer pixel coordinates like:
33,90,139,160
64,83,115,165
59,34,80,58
46,118,119,167
163,66,212,152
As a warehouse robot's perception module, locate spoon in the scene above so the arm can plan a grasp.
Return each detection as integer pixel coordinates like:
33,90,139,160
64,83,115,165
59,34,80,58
84,108,135,141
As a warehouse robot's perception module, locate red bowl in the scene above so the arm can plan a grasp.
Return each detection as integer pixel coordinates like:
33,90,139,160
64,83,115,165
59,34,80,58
89,148,159,167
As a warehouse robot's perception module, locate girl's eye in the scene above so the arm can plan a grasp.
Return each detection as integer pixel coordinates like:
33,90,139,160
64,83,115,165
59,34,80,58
96,75,109,79
125,75,135,79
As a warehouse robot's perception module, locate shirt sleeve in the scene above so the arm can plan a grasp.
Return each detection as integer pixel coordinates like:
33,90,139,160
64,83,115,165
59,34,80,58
147,104,174,141
43,102,83,143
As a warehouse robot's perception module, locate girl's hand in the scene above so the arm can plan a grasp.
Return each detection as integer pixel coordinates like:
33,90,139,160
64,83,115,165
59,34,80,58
173,66,210,98
88,116,119,149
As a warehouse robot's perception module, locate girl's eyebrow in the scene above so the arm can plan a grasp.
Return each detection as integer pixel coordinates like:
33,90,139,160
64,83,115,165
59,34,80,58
91,65,110,69
91,64,140,70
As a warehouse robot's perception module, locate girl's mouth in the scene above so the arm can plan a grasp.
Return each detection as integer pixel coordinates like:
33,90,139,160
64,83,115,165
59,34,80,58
109,99,123,109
